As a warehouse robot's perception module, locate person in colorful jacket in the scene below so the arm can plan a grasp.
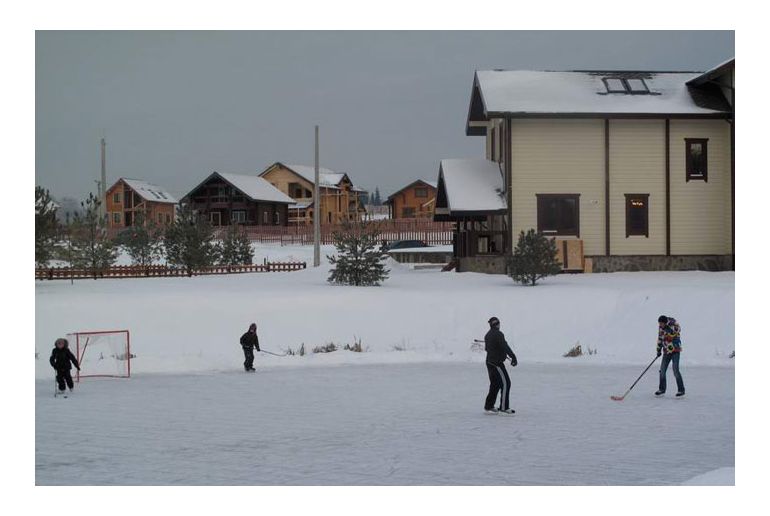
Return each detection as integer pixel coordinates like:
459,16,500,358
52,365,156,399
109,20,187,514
656,315,685,397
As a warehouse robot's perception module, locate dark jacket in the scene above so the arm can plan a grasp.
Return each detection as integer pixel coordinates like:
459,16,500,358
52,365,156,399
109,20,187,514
240,331,260,351
484,327,516,365
50,346,79,371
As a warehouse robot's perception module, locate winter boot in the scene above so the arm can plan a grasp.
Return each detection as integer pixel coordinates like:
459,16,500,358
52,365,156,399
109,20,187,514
676,391,685,398
655,390,665,397
484,408,499,415
498,408,516,416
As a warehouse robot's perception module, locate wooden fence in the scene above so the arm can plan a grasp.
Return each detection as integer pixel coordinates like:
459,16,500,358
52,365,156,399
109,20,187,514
214,219,455,246
35,262,307,281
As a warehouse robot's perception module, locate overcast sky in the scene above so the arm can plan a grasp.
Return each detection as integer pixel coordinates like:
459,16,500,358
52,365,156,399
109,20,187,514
36,31,734,200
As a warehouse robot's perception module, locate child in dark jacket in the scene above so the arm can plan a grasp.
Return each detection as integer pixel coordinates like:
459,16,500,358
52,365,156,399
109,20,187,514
50,338,80,396
240,323,260,372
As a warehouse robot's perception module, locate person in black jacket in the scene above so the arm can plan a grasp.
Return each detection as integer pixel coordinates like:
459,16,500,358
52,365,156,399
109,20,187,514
484,317,517,415
240,323,260,372
50,338,80,396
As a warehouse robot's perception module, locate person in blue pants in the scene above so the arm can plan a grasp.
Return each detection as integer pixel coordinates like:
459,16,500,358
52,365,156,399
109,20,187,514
655,315,685,397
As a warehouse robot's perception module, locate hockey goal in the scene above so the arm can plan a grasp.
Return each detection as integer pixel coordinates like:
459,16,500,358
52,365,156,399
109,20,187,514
66,330,131,381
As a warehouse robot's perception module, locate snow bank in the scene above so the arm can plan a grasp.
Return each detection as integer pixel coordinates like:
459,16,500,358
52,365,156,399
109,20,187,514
35,244,735,378
681,467,735,486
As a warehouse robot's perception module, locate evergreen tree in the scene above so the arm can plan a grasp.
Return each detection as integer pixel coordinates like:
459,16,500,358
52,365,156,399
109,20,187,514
373,187,382,206
507,229,562,286
116,215,162,266
219,225,254,266
164,204,220,274
327,220,389,286
35,186,59,266
68,193,118,277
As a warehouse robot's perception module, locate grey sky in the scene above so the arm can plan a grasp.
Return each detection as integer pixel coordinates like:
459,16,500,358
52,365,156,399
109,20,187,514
36,31,734,200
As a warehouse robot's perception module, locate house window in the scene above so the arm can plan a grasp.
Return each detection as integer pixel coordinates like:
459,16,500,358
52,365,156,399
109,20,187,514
685,138,708,182
603,78,627,93
166,213,171,224
113,192,121,204
158,212,163,224
415,187,428,198
603,77,650,95
112,212,121,225
274,211,281,225
625,194,650,237
262,210,269,224
402,207,416,218
231,210,246,224
536,194,580,236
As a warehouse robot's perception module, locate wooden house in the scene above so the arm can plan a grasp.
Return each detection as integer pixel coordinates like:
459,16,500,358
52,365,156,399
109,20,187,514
437,58,734,273
181,171,295,226
105,178,177,228
385,179,437,219
259,162,366,225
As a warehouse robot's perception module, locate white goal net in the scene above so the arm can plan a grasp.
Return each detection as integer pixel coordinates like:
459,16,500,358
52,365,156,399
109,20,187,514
66,330,131,381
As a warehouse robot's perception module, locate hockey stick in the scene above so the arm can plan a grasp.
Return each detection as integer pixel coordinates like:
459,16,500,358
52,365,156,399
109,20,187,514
610,355,660,401
260,349,287,357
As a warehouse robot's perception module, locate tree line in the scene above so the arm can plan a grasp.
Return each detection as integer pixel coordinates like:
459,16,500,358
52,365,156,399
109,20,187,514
35,187,254,276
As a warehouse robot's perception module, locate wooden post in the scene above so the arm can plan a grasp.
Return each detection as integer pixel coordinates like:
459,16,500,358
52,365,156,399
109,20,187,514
313,125,321,267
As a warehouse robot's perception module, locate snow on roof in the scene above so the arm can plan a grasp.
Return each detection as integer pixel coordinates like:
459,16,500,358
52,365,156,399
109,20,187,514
216,173,295,204
386,179,438,201
283,164,348,189
473,70,731,116
438,159,506,213
121,178,178,204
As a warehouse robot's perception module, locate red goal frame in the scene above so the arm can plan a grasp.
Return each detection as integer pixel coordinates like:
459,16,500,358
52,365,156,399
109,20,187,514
69,329,131,381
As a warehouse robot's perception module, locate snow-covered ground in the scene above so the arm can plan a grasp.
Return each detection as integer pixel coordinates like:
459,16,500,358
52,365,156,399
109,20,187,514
35,244,735,485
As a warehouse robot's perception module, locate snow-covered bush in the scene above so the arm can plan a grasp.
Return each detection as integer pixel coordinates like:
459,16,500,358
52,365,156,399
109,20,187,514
35,186,59,267
164,204,220,273
327,220,389,286
66,192,119,276
116,217,163,266
313,343,338,354
219,226,254,266
507,229,562,286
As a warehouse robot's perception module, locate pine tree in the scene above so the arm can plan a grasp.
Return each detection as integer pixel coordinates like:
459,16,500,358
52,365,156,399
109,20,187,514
507,229,562,286
373,187,382,206
164,204,220,274
219,225,254,266
68,193,118,277
35,186,59,266
116,214,162,267
327,220,389,286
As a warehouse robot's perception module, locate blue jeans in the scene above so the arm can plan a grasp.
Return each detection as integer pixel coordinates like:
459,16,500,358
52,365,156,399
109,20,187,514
659,352,685,393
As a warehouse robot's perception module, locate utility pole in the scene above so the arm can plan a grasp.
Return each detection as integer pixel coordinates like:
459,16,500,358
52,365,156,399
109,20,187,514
313,125,321,267
100,137,107,220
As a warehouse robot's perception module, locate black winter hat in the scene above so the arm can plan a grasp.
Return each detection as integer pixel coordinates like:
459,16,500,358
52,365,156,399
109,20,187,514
658,315,669,324
488,317,500,326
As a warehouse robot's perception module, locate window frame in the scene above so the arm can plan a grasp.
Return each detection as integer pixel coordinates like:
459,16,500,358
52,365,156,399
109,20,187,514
624,193,650,238
231,210,246,224
113,192,122,204
603,77,627,93
414,187,428,198
536,193,581,237
685,138,709,182
112,212,122,225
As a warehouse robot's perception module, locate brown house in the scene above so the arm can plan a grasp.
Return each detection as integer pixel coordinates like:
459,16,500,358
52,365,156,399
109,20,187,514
105,178,177,228
386,179,437,219
181,171,295,226
259,162,365,225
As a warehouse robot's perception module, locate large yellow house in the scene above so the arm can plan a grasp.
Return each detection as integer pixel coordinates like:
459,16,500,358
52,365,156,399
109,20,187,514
259,162,366,225
436,59,734,273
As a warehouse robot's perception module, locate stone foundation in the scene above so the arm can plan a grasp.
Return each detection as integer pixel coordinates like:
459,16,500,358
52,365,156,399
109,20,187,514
457,256,508,274
587,255,734,273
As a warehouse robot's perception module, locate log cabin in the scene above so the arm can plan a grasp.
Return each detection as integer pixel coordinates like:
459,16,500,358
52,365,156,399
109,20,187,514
105,178,177,228
436,58,734,273
181,171,295,226
385,179,438,219
259,162,366,225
